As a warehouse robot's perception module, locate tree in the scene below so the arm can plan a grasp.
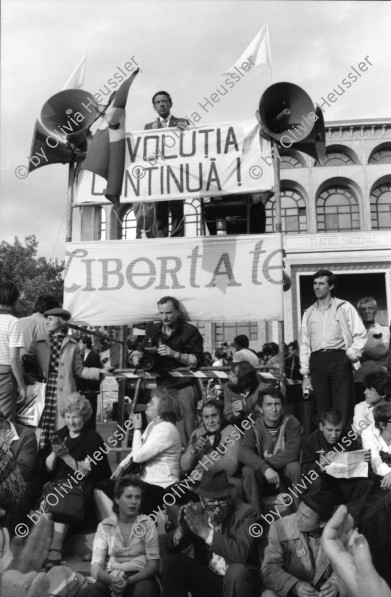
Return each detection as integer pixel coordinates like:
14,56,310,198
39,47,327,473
0,235,64,317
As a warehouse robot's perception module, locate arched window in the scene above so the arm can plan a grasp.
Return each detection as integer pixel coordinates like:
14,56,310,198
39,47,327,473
368,146,391,164
370,182,391,229
316,186,359,232
314,146,358,167
323,151,354,166
121,207,137,239
280,153,305,169
265,189,307,233
99,208,106,241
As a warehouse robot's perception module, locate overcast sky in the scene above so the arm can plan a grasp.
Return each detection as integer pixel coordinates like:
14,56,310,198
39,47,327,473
1,0,390,261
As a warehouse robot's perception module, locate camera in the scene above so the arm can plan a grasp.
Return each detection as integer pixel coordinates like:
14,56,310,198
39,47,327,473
139,338,160,371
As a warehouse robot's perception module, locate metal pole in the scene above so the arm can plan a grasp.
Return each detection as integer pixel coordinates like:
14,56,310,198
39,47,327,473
66,158,76,243
272,140,286,377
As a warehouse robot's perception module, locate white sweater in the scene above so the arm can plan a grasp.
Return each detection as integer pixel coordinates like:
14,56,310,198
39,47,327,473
132,421,181,488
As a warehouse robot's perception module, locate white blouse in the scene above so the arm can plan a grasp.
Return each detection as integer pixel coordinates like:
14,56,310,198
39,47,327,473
132,421,182,488
361,425,391,477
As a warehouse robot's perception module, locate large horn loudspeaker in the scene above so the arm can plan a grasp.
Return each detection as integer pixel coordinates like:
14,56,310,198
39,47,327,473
259,82,325,164
41,89,99,150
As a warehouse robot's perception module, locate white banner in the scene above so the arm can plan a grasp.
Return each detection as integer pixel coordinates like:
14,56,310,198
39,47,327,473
76,120,274,204
64,235,283,324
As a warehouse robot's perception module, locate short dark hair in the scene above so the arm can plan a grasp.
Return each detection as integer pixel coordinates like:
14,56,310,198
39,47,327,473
256,386,284,408
80,335,92,349
154,387,183,423
0,281,19,306
364,370,391,398
230,361,258,394
152,91,172,105
313,269,337,293
157,296,180,311
373,402,391,429
214,347,228,359
320,408,343,426
33,294,60,314
113,475,146,514
233,335,249,349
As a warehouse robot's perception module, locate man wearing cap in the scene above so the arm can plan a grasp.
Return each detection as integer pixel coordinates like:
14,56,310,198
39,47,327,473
162,469,259,597
261,491,346,597
25,308,111,449
232,335,259,367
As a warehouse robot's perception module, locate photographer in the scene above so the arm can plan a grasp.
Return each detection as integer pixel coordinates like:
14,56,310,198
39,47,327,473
144,296,204,447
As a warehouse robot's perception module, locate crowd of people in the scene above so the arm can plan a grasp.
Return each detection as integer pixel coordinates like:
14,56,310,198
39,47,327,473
1,268,391,597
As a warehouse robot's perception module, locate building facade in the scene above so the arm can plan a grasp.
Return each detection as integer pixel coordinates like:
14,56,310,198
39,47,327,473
78,117,391,352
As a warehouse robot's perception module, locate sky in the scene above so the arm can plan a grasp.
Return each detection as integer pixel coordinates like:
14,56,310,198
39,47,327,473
1,0,391,261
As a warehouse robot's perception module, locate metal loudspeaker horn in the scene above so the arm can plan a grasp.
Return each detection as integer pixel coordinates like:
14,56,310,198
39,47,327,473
293,106,326,165
258,83,326,164
41,89,99,150
28,120,74,173
259,82,314,143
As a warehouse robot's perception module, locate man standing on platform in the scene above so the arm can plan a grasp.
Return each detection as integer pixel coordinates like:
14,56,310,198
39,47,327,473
300,269,367,425
149,295,204,447
133,91,189,238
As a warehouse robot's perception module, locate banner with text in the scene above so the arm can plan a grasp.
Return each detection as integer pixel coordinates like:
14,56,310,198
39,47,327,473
64,235,283,324
75,120,273,204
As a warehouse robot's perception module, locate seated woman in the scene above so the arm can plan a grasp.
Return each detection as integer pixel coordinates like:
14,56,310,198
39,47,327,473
362,401,391,492
181,399,240,491
111,388,182,514
79,476,160,597
223,361,268,424
40,392,111,569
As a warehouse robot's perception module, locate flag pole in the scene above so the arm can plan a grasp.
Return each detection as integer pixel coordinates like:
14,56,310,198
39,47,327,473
66,157,76,243
272,140,285,377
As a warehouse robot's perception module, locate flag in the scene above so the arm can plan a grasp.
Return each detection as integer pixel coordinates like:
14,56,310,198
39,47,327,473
80,68,140,201
63,53,87,90
224,24,272,76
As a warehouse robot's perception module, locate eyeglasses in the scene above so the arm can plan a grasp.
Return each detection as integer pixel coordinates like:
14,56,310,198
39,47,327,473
204,499,230,510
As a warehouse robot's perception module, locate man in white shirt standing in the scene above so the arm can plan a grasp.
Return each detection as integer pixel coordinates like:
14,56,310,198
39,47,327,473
300,269,367,426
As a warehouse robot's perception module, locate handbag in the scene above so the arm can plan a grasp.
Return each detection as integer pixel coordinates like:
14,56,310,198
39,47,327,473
47,565,87,597
43,481,85,524
121,457,142,476
0,444,26,506
16,381,46,427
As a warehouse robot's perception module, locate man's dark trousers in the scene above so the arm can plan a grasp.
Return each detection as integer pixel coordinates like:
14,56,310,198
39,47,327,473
309,350,354,425
162,552,256,597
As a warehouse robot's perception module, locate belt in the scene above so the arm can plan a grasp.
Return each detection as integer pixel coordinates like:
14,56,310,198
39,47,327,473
312,349,344,354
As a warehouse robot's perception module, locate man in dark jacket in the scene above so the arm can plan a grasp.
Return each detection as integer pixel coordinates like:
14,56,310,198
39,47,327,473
301,408,373,521
147,295,204,447
239,388,302,517
162,470,259,597
133,90,189,239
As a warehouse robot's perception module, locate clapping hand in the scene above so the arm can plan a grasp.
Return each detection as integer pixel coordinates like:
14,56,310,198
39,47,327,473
321,504,391,597
182,502,210,541
51,436,69,458
232,399,245,416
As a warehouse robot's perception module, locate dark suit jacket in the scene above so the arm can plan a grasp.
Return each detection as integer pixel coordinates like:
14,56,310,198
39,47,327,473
10,423,37,481
144,115,190,130
165,500,259,571
77,349,102,394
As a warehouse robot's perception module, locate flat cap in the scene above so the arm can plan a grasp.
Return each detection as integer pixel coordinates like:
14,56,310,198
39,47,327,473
44,307,72,320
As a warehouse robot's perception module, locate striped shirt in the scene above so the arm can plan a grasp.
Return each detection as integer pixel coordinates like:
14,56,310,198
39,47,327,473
0,315,24,365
